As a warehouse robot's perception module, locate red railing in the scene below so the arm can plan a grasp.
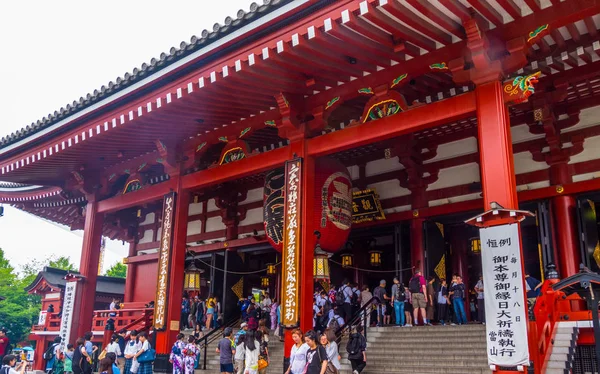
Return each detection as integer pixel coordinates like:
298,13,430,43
31,307,154,333
527,279,593,374
32,312,61,331
92,308,154,332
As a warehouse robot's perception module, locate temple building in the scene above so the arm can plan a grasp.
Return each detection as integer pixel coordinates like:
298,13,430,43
2,0,600,372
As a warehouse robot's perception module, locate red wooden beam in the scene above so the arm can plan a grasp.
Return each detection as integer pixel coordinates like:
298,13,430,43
97,177,177,213
182,146,289,190
307,92,477,157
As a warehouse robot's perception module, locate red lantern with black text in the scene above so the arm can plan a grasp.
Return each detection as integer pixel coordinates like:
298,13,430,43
313,157,353,252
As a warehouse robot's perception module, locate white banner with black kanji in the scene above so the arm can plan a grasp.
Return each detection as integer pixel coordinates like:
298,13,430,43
480,223,529,367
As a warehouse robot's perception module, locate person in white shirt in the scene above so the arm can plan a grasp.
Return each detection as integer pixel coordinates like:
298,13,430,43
105,334,122,357
123,330,142,374
284,330,309,374
233,338,245,374
261,293,272,310
243,331,260,374
1,355,26,374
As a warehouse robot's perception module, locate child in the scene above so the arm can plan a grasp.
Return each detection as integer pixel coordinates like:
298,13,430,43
64,344,74,374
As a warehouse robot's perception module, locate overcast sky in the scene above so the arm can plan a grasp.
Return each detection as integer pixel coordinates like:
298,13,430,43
0,0,254,273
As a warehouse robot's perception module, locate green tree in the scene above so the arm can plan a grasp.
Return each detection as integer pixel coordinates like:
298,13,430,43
20,255,78,288
104,262,127,278
0,248,40,345
48,256,77,272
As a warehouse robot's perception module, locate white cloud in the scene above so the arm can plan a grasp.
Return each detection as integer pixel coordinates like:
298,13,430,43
0,0,253,269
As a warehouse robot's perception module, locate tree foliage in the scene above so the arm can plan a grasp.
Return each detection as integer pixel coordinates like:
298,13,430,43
104,262,127,278
0,249,40,345
0,252,79,345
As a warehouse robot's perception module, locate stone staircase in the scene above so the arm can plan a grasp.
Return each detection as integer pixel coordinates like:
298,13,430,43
195,324,490,374
545,324,579,374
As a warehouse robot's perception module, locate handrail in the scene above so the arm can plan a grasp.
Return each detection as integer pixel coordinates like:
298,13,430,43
334,297,379,342
199,317,240,370
529,279,562,374
120,309,154,332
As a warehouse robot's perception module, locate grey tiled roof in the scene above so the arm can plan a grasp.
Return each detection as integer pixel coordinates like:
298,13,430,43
0,0,291,149
24,267,126,295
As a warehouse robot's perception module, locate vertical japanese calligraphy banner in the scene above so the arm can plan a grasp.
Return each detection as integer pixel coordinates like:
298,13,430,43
281,158,302,328
59,281,77,351
153,192,176,331
480,223,529,366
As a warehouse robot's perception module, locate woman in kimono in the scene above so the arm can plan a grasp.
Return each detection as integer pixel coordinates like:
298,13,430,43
168,334,185,374
182,336,199,374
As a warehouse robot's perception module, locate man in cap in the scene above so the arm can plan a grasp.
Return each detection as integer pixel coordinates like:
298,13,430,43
372,280,390,327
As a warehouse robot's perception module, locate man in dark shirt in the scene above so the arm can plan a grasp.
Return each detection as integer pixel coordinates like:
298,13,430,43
449,275,467,325
116,330,127,372
373,280,390,327
216,327,235,374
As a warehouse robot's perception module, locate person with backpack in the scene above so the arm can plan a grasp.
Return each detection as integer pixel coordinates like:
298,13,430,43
372,280,389,327
346,325,366,374
391,277,405,326
1,355,27,374
44,336,62,374
335,280,352,323
408,270,428,326
327,307,344,333
350,284,361,319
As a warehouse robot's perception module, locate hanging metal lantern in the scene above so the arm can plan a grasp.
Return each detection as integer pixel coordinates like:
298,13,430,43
470,238,481,254
261,276,270,288
266,263,277,276
341,253,354,268
369,250,382,267
314,243,331,282
183,263,204,291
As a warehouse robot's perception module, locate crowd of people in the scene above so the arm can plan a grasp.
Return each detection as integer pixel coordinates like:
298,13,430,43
215,323,366,374
180,294,223,331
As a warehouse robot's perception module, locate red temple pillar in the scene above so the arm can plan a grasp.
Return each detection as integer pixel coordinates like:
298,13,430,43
476,80,518,210
410,218,425,271
154,175,190,358
124,241,137,302
476,78,530,371
72,197,104,342
549,163,581,277
282,139,316,364
552,195,580,277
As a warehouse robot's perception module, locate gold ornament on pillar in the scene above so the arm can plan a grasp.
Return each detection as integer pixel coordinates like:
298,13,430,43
183,263,204,291
556,185,564,194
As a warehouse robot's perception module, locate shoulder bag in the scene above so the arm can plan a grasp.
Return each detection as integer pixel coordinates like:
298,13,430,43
137,348,156,363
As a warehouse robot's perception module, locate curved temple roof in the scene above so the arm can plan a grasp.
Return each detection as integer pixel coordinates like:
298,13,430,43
0,0,295,151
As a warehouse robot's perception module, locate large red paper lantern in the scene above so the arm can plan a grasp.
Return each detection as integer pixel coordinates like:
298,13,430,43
314,157,352,253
